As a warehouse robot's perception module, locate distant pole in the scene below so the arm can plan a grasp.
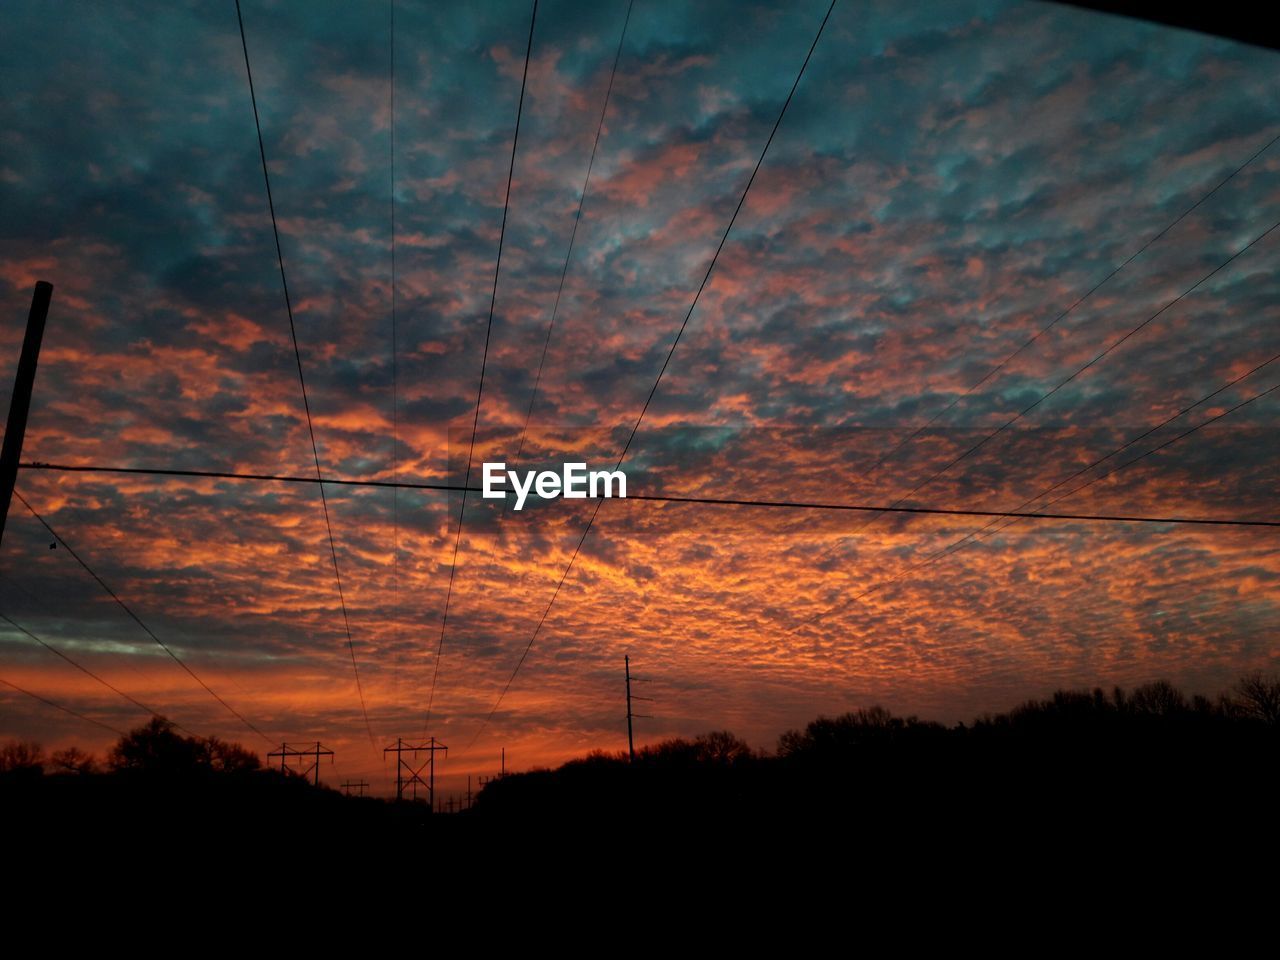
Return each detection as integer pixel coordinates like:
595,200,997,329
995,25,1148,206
624,657,653,763
501,746,505,777
384,736,446,805
429,736,438,811
626,655,635,763
0,281,52,551
268,741,333,784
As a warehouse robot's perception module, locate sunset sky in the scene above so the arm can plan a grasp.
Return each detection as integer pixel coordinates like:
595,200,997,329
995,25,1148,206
1,0,1277,796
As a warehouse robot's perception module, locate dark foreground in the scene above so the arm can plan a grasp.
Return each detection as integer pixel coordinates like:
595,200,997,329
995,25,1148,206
4,680,1278,873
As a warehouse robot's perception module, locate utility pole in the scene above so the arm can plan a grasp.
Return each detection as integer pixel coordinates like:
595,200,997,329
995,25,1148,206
0,281,52,550
625,655,653,762
341,780,369,797
626,655,634,762
477,747,507,795
267,741,334,786
383,737,447,809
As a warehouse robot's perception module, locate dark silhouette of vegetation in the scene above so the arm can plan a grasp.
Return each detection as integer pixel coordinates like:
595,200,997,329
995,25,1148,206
471,674,1280,845
1235,672,1280,724
0,739,45,777
4,673,1278,857
108,717,216,774
1,718,434,847
106,717,262,776
50,746,96,775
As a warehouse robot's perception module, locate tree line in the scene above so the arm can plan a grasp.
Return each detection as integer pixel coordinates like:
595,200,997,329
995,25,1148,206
0,716,263,778
4,672,1277,780
471,672,1280,825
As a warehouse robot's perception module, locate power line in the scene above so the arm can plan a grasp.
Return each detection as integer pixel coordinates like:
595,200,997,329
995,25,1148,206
18,357,1274,746
781,219,1280,637
0,609,194,735
424,0,538,736
235,0,376,748
19,461,1278,526
954,350,1280,543
775,211,1280,632
509,0,634,471
850,128,1280,488
833,214,1280,541
787,372,1280,636
629,494,1278,526
0,675,125,737
390,0,402,709
11,489,274,746
988,383,1280,536
466,0,841,750
22,463,456,491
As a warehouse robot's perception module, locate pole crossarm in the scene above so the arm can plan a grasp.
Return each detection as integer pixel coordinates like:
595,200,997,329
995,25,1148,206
384,737,448,808
267,741,334,786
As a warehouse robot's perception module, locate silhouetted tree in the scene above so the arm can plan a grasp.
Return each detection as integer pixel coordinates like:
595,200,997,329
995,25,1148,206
1112,686,1127,710
205,736,261,774
50,746,97,775
692,731,754,765
108,718,207,774
633,732,754,769
639,737,701,766
106,719,264,777
1129,680,1187,717
777,706,942,759
1234,672,1280,726
0,739,45,775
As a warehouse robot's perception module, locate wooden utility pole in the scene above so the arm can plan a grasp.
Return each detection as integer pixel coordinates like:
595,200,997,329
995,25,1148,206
625,655,652,763
341,780,369,797
0,281,52,550
626,655,634,762
430,737,443,809
475,748,508,802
